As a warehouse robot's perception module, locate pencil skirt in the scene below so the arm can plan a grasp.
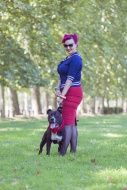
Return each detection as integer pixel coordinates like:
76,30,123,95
62,86,83,125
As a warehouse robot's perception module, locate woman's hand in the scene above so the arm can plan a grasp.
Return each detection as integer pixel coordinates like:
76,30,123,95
55,89,61,97
57,94,66,99
57,97,63,104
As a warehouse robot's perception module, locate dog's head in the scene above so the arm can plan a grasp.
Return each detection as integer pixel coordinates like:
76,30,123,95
47,106,62,129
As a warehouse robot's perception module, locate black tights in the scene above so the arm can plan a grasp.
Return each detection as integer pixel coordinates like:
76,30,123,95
60,125,78,156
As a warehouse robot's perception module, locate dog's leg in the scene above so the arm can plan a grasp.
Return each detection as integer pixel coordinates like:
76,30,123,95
46,129,52,156
58,141,62,153
38,131,47,154
58,145,60,153
58,129,65,153
70,125,78,153
60,125,72,156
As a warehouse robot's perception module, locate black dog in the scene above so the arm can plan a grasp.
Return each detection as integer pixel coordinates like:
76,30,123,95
38,107,65,156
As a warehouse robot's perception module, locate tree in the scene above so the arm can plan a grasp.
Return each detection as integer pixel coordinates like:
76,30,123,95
0,86,5,117
0,0,127,116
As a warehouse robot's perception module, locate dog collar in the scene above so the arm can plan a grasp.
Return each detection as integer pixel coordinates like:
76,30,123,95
48,120,65,134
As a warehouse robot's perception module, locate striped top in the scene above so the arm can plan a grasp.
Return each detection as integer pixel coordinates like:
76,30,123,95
57,52,83,89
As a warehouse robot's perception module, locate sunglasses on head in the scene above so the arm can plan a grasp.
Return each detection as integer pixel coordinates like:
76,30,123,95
63,43,74,48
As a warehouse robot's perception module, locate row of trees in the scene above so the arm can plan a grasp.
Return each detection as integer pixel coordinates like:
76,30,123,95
0,0,127,117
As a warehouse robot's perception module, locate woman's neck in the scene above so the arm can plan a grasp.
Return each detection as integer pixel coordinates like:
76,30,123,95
68,51,77,56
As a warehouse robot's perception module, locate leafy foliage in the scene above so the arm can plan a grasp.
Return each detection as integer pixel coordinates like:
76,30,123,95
0,0,127,99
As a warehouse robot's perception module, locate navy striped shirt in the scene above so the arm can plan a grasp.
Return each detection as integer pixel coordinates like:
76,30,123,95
57,52,83,89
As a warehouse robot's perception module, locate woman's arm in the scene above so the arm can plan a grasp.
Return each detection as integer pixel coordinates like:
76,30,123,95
57,79,72,103
61,79,72,97
55,79,61,96
56,79,61,89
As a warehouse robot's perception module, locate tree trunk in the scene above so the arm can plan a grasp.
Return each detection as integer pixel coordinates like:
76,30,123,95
0,86,5,118
107,99,110,107
115,97,118,107
93,96,99,114
52,96,57,110
10,88,20,115
7,88,13,117
126,99,127,113
23,92,28,116
35,87,42,114
82,92,87,113
31,87,42,115
101,97,105,114
46,91,49,109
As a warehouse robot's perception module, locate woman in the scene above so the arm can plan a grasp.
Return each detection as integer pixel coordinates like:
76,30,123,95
55,34,83,155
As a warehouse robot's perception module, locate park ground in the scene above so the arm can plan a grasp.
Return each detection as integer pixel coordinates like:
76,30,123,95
0,114,127,190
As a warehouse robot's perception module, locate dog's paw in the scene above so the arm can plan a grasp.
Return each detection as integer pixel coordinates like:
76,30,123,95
38,150,42,155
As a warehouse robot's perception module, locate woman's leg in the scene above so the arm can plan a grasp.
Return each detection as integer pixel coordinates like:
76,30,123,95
60,125,72,156
60,87,83,155
70,125,78,153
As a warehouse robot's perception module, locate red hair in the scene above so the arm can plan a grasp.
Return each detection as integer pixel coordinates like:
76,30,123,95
62,34,78,44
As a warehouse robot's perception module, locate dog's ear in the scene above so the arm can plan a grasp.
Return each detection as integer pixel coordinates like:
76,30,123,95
57,106,63,114
47,109,52,114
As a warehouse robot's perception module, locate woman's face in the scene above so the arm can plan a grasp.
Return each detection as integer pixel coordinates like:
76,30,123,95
63,38,77,56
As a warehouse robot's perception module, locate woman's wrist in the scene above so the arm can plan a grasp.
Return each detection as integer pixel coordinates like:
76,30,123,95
58,94,66,99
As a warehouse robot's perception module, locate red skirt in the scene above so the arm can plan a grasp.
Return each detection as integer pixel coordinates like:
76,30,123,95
62,86,83,125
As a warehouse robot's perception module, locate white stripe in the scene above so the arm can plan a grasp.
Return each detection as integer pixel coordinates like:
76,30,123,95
72,82,80,84
60,81,81,88
68,76,74,81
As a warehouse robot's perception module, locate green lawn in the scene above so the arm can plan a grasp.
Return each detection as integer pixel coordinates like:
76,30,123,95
0,115,127,190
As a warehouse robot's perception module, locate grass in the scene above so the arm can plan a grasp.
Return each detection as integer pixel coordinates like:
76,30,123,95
0,114,127,190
